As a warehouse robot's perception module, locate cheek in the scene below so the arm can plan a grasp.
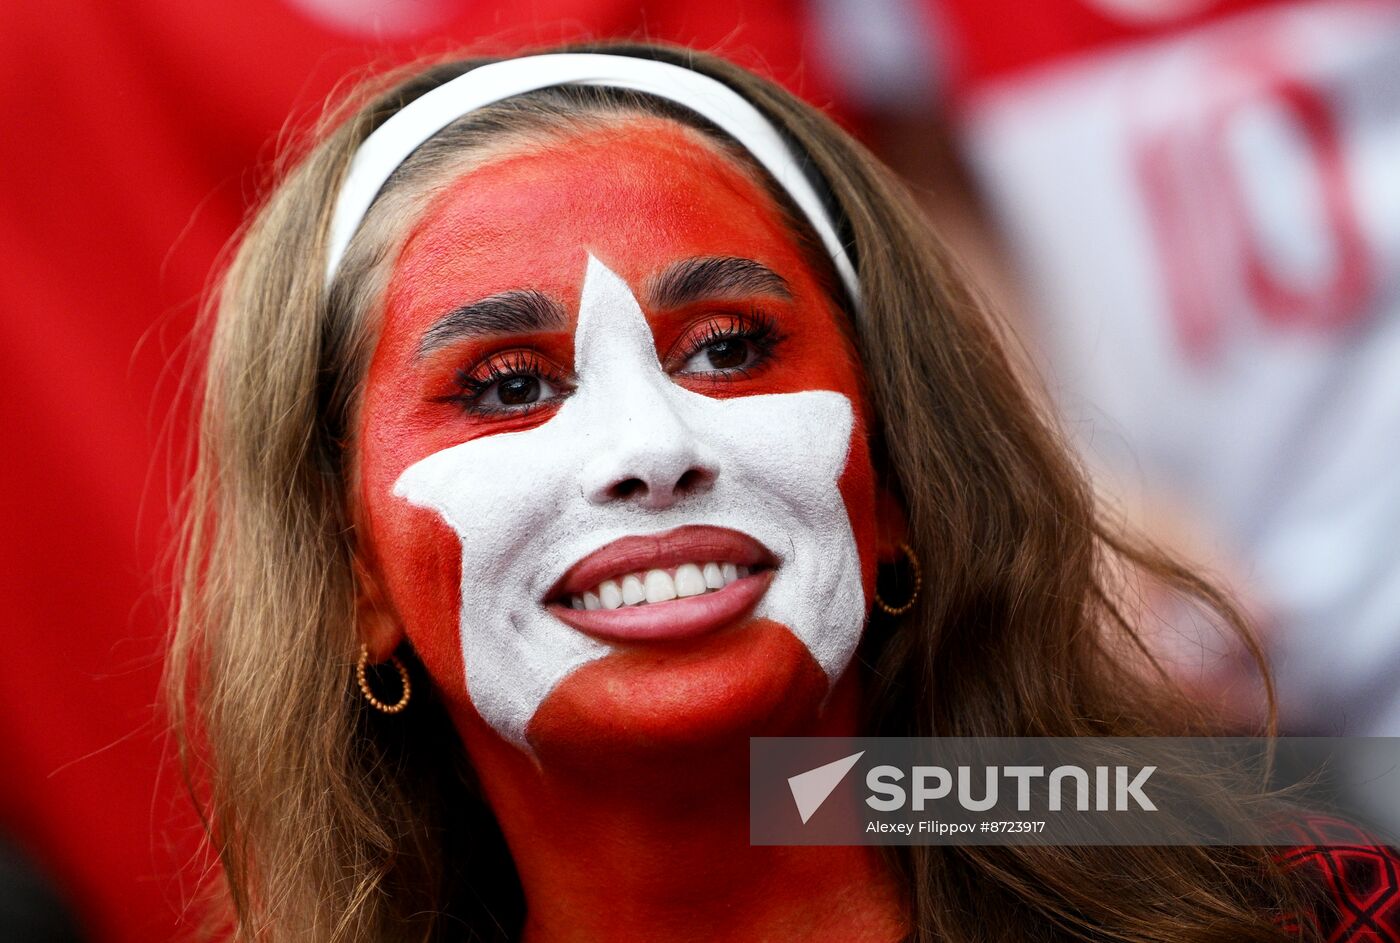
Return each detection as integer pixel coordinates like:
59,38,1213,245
368,501,471,704
836,419,880,609
359,390,473,707
772,328,879,606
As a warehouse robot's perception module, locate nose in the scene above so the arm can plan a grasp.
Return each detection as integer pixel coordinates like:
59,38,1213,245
592,462,716,510
581,410,720,511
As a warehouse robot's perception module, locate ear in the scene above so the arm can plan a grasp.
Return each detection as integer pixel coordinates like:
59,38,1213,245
354,554,406,663
874,485,909,565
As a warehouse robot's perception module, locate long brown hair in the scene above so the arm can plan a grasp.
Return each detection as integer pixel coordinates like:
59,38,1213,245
170,40,1318,943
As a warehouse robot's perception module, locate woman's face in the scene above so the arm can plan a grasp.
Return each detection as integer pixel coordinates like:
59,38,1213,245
356,117,888,758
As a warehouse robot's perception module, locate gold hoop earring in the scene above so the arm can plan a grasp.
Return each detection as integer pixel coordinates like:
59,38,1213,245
356,644,411,714
874,542,921,616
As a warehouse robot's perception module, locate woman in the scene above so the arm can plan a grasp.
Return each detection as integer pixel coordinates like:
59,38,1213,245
170,41,1396,942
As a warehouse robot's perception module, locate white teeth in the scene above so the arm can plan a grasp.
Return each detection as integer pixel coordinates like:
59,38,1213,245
621,574,646,606
675,563,706,597
565,559,763,611
644,568,677,603
599,580,623,609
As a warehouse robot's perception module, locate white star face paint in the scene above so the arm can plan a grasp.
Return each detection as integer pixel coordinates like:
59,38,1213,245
393,256,865,749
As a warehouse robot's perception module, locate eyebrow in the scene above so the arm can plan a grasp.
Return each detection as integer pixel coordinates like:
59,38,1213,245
647,256,792,309
417,290,568,357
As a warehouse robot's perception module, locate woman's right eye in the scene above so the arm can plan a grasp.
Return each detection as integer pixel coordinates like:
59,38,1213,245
477,374,561,409
445,350,573,417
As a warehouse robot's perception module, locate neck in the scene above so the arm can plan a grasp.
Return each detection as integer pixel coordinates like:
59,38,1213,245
454,669,907,943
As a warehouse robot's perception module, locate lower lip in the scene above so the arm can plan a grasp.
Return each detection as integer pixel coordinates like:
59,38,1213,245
547,570,775,643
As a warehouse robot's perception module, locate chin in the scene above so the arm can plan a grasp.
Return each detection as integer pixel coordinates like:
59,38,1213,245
523,618,831,775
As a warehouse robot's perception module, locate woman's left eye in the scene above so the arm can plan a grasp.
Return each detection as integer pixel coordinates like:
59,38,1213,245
672,312,782,378
681,337,758,373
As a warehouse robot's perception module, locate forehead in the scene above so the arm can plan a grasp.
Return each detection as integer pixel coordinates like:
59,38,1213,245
382,118,817,325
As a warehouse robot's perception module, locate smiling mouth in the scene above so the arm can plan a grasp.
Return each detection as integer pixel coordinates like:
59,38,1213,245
545,525,777,643
564,560,756,611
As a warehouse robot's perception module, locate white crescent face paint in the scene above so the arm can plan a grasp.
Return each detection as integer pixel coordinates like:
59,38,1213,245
393,255,865,749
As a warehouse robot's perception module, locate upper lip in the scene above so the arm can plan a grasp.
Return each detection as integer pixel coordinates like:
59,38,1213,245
545,525,776,601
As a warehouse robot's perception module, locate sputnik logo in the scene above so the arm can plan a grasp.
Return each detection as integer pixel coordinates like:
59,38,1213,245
788,751,864,824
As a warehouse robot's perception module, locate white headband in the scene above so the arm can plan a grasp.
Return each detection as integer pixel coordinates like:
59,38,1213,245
324,53,859,302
